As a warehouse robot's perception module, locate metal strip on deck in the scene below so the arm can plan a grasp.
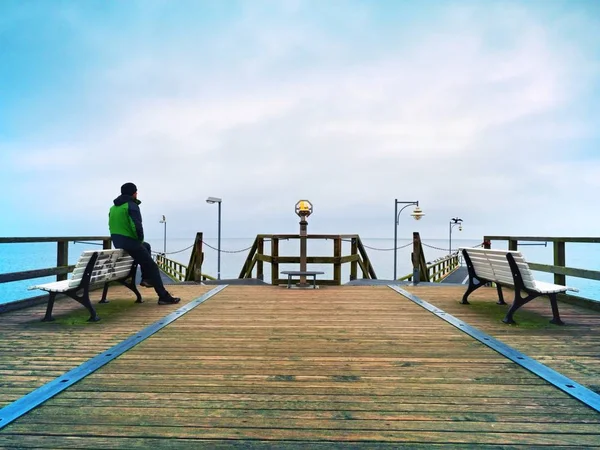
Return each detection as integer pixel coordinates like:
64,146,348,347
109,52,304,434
0,285,228,430
389,285,600,413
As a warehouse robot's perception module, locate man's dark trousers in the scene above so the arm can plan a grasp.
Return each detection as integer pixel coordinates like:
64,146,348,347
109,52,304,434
111,235,168,298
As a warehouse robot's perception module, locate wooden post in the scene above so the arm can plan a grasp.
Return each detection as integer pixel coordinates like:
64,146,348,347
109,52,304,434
257,237,264,281
508,239,518,251
103,238,112,250
411,232,421,284
271,237,279,286
350,237,358,281
57,240,68,281
185,232,204,282
554,240,566,286
333,237,342,285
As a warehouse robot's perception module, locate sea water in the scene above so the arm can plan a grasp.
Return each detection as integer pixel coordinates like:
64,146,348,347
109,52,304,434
2,238,600,305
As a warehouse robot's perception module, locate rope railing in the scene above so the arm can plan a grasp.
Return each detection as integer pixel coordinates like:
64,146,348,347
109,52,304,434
421,242,485,253
153,239,486,258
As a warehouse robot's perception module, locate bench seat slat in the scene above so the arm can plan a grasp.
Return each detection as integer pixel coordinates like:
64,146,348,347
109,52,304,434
532,280,568,294
28,280,71,292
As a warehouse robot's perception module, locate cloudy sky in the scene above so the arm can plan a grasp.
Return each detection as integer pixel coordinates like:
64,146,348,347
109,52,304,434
2,0,599,243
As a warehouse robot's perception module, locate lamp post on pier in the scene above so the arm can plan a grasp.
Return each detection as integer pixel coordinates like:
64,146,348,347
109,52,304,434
449,217,463,254
206,197,222,280
159,215,167,256
393,200,424,280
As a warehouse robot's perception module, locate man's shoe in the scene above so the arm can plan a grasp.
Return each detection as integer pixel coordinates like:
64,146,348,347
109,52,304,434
140,280,154,288
158,296,181,305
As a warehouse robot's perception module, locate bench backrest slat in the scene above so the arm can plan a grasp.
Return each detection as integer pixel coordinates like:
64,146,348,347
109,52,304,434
68,250,133,288
460,247,536,290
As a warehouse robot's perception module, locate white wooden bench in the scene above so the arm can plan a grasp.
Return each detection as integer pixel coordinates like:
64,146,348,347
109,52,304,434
29,249,141,322
460,247,579,325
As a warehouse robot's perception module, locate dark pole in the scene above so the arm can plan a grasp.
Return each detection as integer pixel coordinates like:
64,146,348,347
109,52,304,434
449,218,463,255
164,220,167,255
393,200,421,280
393,199,398,280
448,221,451,255
217,201,221,280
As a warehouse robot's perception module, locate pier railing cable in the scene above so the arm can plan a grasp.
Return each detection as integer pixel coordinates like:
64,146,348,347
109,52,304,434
152,241,254,257
341,239,412,252
149,239,485,257
421,242,485,252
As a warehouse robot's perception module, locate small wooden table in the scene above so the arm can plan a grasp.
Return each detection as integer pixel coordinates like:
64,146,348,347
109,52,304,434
280,271,325,289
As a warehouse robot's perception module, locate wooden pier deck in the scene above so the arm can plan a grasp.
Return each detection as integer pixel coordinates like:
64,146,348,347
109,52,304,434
1,284,599,448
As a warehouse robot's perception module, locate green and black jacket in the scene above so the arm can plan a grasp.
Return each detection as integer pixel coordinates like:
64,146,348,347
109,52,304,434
109,194,144,242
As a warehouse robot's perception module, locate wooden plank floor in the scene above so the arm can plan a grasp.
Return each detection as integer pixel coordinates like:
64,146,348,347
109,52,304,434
0,284,213,406
404,285,600,393
1,285,599,448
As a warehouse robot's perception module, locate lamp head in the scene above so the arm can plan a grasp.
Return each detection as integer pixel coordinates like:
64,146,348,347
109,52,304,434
159,215,166,223
206,196,222,204
295,199,313,218
411,206,424,221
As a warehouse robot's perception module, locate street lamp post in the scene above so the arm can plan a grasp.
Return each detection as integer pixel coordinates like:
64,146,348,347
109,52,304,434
449,217,463,254
159,215,167,255
393,200,424,280
206,197,222,280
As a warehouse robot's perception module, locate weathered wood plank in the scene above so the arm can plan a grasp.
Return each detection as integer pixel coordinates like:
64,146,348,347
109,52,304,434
4,424,600,445
1,285,599,447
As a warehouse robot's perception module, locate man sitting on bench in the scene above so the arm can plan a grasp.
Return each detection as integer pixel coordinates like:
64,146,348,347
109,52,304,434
109,182,180,305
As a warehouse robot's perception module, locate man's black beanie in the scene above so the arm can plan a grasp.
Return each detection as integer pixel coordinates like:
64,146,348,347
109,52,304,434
121,182,137,196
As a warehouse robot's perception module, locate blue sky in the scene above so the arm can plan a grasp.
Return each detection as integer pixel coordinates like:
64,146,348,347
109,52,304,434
1,0,599,242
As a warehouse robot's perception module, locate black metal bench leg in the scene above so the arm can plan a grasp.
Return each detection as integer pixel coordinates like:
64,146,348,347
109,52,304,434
99,283,110,304
461,278,484,304
548,293,565,325
313,275,316,289
125,265,143,303
81,294,100,322
120,278,143,303
495,284,506,305
71,289,100,322
503,290,535,325
77,292,100,322
502,306,518,325
130,282,143,303
42,292,57,322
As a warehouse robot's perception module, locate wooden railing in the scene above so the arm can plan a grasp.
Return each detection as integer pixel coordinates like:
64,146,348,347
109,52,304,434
155,232,214,282
399,252,461,283
239,234,377,286
155,254,215,282
0,236,112,311
156,254,187,281
485,236,600,310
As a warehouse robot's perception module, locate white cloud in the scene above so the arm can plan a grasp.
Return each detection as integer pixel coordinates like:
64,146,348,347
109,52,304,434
5,1,600,241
